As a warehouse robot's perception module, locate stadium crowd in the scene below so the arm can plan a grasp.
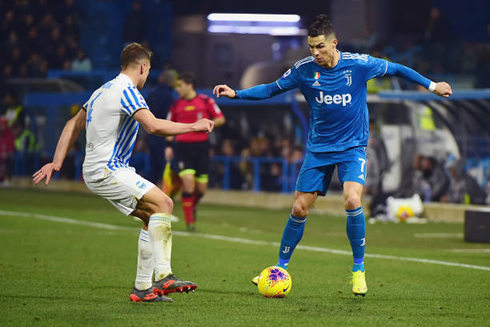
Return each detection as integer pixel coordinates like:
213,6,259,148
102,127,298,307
0,0,88,96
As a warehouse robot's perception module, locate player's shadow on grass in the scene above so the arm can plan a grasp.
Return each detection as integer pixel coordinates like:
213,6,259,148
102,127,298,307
197,288,257,297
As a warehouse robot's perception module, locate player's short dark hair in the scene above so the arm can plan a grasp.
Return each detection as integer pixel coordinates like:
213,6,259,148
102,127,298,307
121,42,152,69
308,14,336,38
178,72,197,88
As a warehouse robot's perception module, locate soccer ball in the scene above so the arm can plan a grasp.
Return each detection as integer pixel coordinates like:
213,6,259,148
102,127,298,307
257,266,292,298
396,205,414,222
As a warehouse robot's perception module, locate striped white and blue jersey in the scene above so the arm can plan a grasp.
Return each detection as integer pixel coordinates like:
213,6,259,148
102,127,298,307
82,73,149,181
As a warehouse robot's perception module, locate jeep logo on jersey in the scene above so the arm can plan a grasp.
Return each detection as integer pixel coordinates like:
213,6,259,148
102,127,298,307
315,91,352,106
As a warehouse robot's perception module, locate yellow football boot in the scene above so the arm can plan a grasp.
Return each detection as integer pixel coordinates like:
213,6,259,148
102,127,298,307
351,271,368,296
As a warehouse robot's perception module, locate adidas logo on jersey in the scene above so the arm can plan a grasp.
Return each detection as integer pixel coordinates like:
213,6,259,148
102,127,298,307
358,174,365,181
315,91,352,106
312,80,321,86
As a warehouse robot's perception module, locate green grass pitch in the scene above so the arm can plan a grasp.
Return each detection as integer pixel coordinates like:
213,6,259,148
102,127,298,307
0,188,489,326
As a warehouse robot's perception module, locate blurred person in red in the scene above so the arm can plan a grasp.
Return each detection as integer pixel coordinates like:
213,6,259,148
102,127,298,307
0,116,15,183
166,72,226,231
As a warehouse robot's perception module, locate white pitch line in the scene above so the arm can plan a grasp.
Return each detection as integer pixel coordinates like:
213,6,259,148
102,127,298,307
1,209,490,272
0,210,136,231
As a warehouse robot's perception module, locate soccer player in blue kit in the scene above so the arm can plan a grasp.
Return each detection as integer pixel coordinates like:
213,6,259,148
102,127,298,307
213,14,452,296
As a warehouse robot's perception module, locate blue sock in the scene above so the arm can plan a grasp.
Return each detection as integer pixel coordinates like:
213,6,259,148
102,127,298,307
276,214,307,270
346,207,366,272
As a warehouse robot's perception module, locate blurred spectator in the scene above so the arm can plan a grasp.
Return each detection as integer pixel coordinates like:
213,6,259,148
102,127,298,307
212,138,243,190
9,47,24,74
4,31,20,54
124,1,148,43
38,13,58,46
0,116,15,183
365,119,389,196
49,44,70,70
144,69,177,185
20,13,36,41
63,15,79,42
72,49,92,72
27,53,44,77
12,119,39,176
55,0,81,26
395,154,424,198
0,11,18,41
441,159,486,205
25,27,40,55
0,93,24,127
353,27,378,53
12,121,38,153
422,7,452,44
62,59,72,71
2,64,14,81
420,156,450,202
33,0,50,23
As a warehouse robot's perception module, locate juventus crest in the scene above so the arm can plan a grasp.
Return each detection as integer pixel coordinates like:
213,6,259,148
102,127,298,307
344,70,352,86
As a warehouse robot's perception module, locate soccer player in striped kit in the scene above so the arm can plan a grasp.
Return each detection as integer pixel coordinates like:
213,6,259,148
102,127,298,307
214,15,452,296
33,43,214,302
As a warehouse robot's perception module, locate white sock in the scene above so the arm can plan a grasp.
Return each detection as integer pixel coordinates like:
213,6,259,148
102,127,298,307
148,213,173,281
134,229,154,290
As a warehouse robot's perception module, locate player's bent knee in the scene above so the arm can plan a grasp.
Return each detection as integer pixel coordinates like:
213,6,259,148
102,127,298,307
292,201,309,217
344,196,361,210
156,194,173,213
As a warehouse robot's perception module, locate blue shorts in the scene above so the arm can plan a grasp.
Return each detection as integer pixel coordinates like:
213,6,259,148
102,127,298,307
296,146,367,196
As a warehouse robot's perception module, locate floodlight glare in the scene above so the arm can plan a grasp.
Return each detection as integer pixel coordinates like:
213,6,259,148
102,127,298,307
207,13,301,23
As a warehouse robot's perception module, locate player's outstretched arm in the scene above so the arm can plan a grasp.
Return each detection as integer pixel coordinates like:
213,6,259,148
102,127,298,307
386,62,453,98
213,84,236,99
213,81,285,100
134,109,214,137
33,109,86,185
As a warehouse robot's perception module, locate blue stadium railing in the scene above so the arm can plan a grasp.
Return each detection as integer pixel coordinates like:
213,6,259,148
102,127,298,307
211,155,302,193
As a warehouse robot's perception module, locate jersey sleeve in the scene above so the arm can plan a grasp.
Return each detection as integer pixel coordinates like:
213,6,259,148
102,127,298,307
385,62,431,89
365,55,389,81
235,66,299,100
82,99,89,111
206,97,224,119
120,86,149,116
276,66,300,91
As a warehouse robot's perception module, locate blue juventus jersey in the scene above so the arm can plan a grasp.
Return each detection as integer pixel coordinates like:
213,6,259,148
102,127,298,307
276,51,388,153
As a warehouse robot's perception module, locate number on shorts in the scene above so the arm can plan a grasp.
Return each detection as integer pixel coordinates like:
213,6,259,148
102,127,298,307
358,158,366,173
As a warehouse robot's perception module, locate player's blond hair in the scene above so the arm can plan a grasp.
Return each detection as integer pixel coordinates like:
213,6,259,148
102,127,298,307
121,42,152,69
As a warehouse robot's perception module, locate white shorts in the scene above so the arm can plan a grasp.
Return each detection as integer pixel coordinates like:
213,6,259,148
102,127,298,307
84,167,155,216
